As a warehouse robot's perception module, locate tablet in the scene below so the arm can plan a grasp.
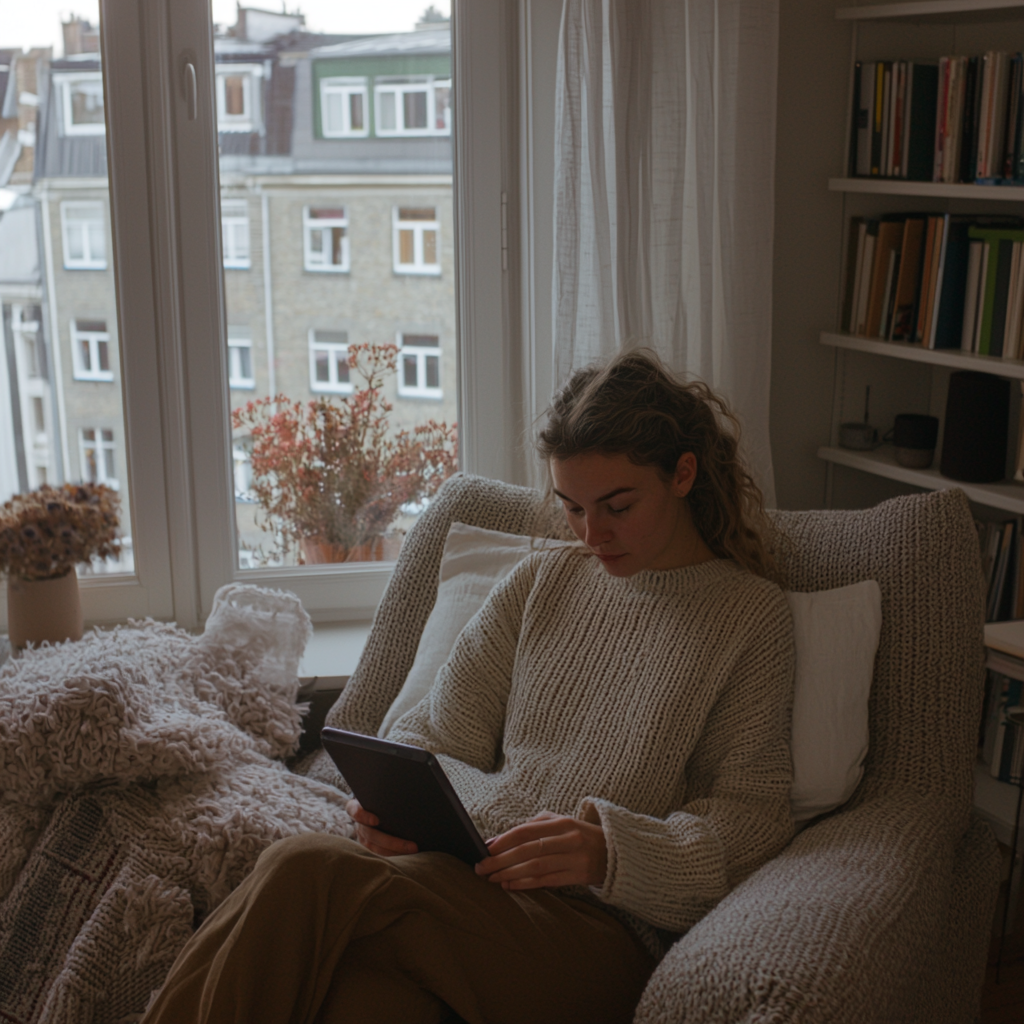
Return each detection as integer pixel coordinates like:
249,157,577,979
321,727,490,865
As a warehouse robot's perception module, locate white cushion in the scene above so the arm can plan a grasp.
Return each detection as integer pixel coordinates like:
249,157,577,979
381,523,881,824
377,523,573,737
786,580,881,822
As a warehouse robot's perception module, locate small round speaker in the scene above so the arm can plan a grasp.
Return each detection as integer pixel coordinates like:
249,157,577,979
940,372,1010,484
892,413,938,469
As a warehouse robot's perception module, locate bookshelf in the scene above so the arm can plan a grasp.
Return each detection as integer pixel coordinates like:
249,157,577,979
829,175,1024,198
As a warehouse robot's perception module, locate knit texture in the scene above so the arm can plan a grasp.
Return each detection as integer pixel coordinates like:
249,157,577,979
0,584,353,1024
302,474,1000,1023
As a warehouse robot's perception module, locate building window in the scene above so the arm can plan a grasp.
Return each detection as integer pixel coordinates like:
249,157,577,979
61,201,106,269
56,72,105,136
71,319,114,382
233,443,253,500
228,327,255,389
309,330,353,393
397,334,442,399
321,77,369,138
393,207,441,275
221,199,251,269
304,207,349,272
215,65,262,132
80,427,117,487
375,77,451,136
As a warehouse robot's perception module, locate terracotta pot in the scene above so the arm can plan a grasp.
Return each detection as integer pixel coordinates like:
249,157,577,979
7,571,84,649
300,533,404,564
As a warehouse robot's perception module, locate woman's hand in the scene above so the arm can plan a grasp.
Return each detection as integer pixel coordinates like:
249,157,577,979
474,810,607,890
346,798,417,857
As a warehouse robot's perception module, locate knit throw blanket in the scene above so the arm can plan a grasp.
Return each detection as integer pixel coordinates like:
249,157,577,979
0,584,354,1024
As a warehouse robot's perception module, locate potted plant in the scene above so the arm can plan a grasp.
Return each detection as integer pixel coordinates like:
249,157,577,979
0,483,121,649
232,342,458,565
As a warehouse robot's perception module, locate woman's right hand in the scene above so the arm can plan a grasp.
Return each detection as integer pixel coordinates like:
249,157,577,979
346,798,418,856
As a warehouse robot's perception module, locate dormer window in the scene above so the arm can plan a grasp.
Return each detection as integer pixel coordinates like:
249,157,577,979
56,72,105,137
375,77,451,137
321,77,369,138
215,64,263,132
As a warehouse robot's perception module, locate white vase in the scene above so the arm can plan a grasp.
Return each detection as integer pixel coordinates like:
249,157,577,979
7,571,84,650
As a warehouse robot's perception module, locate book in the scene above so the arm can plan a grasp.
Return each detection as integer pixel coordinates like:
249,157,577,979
920,216,946,346
960,56,981,183
932,216,974,349
961,240,984,351
842,217,866,332
855,62,874,177
968,227,1024,353
915,216,939,342
935,56,949,182
989,237,1015,356
855,221,879,335
879,249,900,339
908,63,939,181
890,216,926,341
872,61,884,175
992,677,1023,781
866,218,905,338
975,242,991,353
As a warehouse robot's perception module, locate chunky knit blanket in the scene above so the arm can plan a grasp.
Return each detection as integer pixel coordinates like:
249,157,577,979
0,584,353,1024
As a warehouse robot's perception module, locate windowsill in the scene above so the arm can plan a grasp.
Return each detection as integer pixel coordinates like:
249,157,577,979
297,619,372,689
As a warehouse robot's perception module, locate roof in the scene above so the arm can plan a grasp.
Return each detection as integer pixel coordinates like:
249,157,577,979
309,28,450,59
0,199,40,285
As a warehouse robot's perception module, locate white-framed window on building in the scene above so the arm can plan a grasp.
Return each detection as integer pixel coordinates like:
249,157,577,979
79,427,118,487
309,330,353,393
221,199,251,269
233,443,253,500
56,72,105,136
227,327,255,389
61,201,107,269
71,319,114,382
375,77,451,136
397,334,442,399
321,77,369,138
215,64,262,132
303,207,349,272
393,207,441,275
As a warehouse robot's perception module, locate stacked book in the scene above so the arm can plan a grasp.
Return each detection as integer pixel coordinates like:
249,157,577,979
842,212,1024,353
980,669,1023,784
850,53,1024,183
978,517,1023,622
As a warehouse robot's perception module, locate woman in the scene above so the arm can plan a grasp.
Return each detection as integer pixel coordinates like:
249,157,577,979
142,350,795,1024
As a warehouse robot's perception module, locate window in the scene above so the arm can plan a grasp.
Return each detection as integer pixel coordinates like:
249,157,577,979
56,72,105,136
79,427,117,487
309,330,352,393
215,65,262,132
61,201,106,269
375,78,451,136
397,334,442,399
304,207,349,272
221,199,251,269
393,207,441,275
227,327,255,389
71,320,114,382
233,444,253,500
321,77,369,138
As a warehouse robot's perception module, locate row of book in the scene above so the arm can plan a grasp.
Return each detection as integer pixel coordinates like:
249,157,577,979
850,53,1024,183
980,670,1023,784
978,517,1024,623
842,212,1024,356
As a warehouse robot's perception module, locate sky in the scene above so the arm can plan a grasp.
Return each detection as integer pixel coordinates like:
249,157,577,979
2,1,450,55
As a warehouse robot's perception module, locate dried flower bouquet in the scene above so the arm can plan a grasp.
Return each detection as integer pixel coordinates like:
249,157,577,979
0,483,121,581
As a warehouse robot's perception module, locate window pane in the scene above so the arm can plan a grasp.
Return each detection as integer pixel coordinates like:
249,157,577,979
67,225,85,260
435,86,450,130
404,90,427,129
423,229,437,265
80,339,93,370
33,398,46,433
98,339,109,371
71,80,104,125
224,76,245,116
216,5,456,568
88,221,105,261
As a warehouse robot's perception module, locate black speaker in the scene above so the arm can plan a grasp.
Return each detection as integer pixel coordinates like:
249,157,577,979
940,371,1010,483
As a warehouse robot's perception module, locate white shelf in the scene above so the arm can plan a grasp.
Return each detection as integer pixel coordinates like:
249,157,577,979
974,762,1022,847
829,177,1024,200
818,445,1024,512
837,0,1024,21
821,331,1024,378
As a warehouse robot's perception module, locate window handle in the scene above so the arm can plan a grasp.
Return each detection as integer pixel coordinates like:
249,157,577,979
183,61,197,121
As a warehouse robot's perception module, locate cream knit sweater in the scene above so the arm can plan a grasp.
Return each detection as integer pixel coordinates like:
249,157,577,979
388,547,796,953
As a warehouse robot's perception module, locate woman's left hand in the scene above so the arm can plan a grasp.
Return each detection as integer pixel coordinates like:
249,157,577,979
474,810,607,890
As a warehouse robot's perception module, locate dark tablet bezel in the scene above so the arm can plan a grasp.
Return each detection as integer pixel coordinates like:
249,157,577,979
321,727,490,864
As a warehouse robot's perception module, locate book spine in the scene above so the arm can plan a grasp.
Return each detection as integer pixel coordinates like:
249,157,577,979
975,242,991,353
916,217,938,342
858,62,874,177
926,216,949,349
962,241,983,351
872,62,884,176
935,57,948,182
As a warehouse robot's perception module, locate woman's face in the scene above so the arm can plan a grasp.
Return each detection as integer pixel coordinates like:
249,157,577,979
550,451,702,576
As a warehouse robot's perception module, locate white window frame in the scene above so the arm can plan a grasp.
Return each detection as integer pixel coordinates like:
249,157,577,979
320,76,369,138
308,330,354,394
215,63,263,132
393,207,441,276
397,333,443,400
79,427,118,487
227,327,255,389
374,77,452,137
70,320,114,382
60,200,107,269
221,198,251,269
303,206,350,272
55,71,106,137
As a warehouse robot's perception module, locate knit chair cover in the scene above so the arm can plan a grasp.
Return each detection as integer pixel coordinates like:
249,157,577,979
305,474,1000,1024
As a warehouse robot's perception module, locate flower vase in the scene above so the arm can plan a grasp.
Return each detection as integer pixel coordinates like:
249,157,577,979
7,571,84,649
300,533,404,564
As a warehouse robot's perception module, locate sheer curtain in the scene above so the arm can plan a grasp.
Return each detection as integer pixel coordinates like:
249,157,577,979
553,0,780,505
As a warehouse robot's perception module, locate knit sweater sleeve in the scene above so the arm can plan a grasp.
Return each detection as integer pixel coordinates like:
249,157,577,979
579,592,795,934
386,556,541,836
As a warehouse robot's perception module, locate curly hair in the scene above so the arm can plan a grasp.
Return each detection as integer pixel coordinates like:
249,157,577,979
536,350,778,579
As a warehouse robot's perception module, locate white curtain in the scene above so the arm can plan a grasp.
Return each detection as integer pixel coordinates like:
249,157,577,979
553,0,780,505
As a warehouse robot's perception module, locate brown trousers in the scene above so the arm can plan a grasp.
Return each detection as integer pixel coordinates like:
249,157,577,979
141,833,655,1024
